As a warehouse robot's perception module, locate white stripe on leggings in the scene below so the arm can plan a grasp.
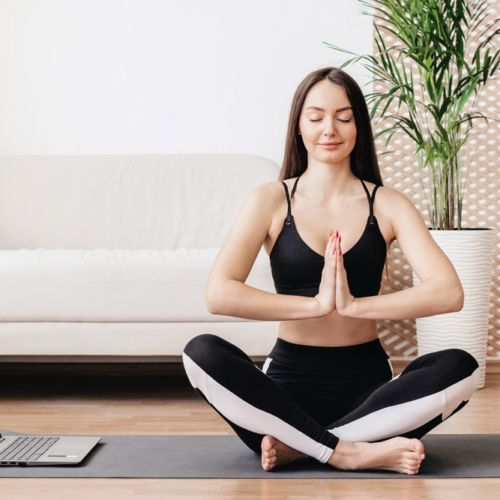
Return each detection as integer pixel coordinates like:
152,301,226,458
182,352,334,463
329,367,480,442
262,358,272,374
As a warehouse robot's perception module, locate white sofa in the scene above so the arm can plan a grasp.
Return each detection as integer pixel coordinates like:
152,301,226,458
0,154,280,360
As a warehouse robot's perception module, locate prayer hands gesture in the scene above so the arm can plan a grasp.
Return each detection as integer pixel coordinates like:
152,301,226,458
315,230,356,317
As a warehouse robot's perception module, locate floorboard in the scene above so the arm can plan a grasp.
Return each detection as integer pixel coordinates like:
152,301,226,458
0,371,498,498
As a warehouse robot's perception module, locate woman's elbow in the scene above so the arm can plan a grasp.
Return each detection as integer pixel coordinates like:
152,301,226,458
206,287,222,315
449,282,464,313
206,280,232,315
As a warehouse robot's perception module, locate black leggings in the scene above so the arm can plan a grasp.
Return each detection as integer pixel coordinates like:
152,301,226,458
183,334,479,463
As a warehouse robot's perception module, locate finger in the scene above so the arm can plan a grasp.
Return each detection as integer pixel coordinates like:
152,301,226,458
324,232,332,267
336,240,344,278
327,229,334,250
337,249,344,279
334,233,340,264
332,235,338,273
328,230,336,264
337,235,344,270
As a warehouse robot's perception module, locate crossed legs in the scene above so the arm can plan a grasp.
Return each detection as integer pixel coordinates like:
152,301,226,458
183,334,479,474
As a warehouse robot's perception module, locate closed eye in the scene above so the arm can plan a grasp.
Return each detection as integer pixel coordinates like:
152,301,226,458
308,119,351,123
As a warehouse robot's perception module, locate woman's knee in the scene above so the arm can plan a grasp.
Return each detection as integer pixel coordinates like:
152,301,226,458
406,348,479,386
437,348,479,378
182,334,224,388
183,333,222,368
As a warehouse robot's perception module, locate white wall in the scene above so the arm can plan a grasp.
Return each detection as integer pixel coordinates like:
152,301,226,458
0,0,373,165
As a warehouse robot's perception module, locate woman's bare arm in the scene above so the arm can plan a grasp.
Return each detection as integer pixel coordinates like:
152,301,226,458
206,183,329,321
338,187,464,321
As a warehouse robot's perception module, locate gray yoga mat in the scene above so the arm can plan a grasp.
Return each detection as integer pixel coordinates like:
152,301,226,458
0,431,499,478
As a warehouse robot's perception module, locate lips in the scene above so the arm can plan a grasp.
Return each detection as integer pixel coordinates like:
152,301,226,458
319,142,342,146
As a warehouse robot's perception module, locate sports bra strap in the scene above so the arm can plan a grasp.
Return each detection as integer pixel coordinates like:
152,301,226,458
291,175,301,199
282,182,292,224
282,176,301,225
359,179,379,225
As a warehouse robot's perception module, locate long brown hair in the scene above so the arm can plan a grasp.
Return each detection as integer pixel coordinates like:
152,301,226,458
280,67,383,186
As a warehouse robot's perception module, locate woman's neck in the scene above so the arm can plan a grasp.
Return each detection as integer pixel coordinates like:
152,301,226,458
300,157,358,202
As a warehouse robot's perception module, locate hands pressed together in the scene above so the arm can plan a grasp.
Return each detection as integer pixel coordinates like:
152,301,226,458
314,230,356,317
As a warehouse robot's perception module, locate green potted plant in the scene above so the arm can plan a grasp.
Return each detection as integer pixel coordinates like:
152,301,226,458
325,0,500,387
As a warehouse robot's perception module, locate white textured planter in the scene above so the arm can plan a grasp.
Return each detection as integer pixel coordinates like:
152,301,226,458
413,229,494,389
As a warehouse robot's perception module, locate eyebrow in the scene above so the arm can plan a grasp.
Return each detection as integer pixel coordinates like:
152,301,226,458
305,106,352,112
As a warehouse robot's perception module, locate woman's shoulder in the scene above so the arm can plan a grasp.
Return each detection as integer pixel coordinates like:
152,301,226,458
368,183,422,229
365,182,415,208
233,181,289,226
362,182,420,243
246,179,295,207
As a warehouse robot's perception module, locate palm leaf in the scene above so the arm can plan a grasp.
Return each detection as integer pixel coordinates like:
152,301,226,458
324,0,500,229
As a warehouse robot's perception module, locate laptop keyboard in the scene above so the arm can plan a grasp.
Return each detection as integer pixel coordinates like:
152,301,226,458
0,436,59,462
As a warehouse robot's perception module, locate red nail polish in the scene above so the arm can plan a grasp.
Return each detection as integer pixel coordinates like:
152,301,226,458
339,248,342,256
339,235,341,243
335,230,338,238
330,230,333,237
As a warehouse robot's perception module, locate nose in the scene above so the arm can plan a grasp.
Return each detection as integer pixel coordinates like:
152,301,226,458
322,118,336,137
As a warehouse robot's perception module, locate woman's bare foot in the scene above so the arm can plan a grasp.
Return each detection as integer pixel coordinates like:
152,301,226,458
328,437,425,475
261,435,308,471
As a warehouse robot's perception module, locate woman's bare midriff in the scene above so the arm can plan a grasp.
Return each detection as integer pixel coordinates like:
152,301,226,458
278,311,379,347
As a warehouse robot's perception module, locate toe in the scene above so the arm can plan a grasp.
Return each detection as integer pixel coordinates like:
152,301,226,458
411,439,425,455
403,463,420,475
261,435,274,452
262,457,273,471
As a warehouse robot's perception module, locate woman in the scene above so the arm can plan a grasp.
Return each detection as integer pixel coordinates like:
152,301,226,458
182,67,479,475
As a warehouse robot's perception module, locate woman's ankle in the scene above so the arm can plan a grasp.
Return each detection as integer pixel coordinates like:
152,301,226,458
327,439,356,469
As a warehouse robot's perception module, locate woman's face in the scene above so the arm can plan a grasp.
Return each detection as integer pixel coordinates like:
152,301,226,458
298,80,357,166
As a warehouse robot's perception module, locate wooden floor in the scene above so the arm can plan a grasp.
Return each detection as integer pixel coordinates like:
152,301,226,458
0,371,499,499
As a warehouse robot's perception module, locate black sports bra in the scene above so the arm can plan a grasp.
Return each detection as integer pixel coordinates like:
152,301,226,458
269,176,387,298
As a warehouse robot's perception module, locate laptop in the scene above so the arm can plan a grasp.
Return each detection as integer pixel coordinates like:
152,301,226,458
0,432,101,466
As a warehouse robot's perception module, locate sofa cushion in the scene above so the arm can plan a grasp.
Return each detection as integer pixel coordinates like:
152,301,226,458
0,249,275,322
0,321,279,356
0,154,279,250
